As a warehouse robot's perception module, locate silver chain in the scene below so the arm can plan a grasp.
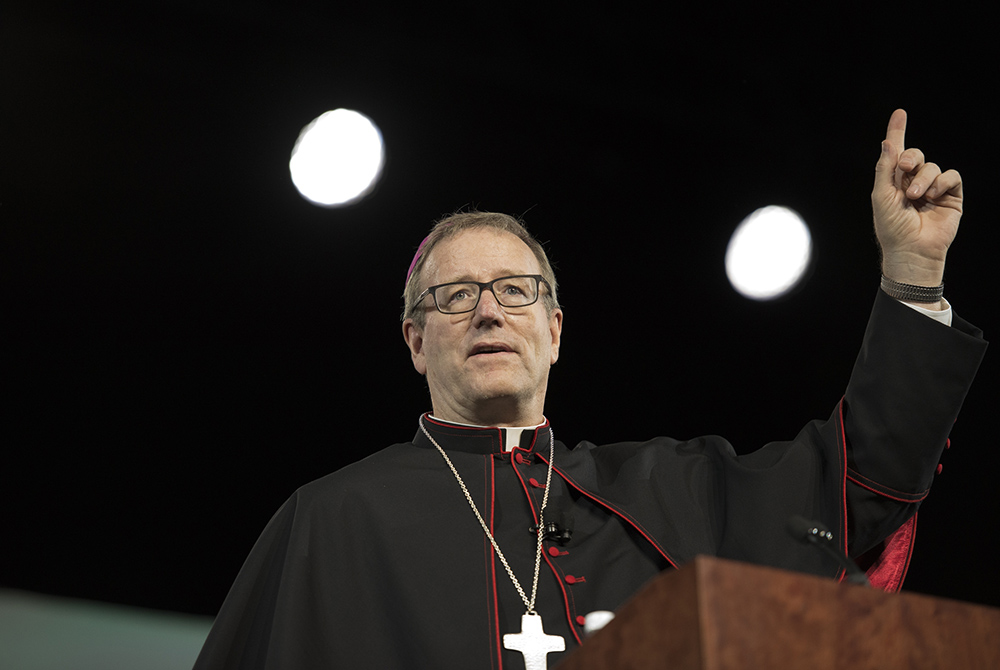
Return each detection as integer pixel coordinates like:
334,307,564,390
420,418,556,614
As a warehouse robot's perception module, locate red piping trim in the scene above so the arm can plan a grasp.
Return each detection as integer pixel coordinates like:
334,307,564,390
837,398,849,573
837,399,921,590
510,454,584,646
846,471,930,502
512,465,539,525
536,454,680,571
423,413,505,450
544,549,582,645
847,475,930,503
487,456,502,670
525,425,541,453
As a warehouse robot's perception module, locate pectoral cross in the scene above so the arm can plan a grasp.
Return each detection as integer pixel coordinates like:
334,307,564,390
503,613,565,670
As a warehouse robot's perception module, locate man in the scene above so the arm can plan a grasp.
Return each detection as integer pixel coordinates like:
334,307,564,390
193,110,985,669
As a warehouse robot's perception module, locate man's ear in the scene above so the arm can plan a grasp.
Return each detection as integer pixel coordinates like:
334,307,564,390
549,308,563,365
402,318,427,375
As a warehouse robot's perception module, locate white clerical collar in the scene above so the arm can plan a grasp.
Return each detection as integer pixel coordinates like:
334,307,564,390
428,415,547,452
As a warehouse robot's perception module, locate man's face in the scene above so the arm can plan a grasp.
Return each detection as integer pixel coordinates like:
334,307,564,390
402,228,563,426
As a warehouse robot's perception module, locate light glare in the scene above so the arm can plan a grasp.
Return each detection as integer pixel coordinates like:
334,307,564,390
289,109,385,207
725,205,812,300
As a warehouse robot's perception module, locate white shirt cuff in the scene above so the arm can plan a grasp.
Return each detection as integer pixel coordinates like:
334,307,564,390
900,298,952,327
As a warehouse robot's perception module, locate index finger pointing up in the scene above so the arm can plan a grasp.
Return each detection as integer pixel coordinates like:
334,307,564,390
886,108,907,152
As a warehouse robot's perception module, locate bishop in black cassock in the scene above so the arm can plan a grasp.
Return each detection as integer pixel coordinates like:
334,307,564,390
194,110,985,669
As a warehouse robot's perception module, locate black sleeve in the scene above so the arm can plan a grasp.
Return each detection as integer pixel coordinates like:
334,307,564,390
843,291,986,556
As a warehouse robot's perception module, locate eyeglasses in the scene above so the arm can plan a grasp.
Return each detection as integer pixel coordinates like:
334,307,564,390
417,275,549,315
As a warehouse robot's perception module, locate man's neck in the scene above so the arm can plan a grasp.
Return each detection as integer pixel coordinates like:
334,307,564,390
432,400,544,430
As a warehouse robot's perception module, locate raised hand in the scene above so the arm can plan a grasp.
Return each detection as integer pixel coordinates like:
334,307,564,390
871,109,963,297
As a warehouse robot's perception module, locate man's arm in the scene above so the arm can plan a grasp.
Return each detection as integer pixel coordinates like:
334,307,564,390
841,111,980,587
872,109,963,311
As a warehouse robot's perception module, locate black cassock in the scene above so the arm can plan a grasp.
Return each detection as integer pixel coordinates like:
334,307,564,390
194,292,986,669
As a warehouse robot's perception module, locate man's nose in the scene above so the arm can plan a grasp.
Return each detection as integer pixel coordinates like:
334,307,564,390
472,287,506,326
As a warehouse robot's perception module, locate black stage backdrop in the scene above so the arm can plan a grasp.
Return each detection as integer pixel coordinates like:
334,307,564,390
4,3,998,617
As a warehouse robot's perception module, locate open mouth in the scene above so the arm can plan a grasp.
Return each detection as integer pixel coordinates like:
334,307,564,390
470,344,513,356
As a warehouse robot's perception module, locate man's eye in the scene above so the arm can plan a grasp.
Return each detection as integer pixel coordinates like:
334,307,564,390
446,288,473,304
497,279,531,297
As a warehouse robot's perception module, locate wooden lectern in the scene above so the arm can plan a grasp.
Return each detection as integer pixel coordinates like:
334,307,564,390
557,555,1000,669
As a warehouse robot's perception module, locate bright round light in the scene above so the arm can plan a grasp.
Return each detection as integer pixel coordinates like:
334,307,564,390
289,109,385,207
725,205,812,300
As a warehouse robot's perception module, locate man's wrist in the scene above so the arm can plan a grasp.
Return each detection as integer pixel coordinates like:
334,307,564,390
880,253,945,288
880,275,945,307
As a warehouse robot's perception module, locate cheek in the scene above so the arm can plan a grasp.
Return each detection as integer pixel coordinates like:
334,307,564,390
534,328,555,362
424,332,462,370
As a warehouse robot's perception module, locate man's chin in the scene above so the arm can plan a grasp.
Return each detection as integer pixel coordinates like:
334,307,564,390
465,379,534,408
469,384,522,404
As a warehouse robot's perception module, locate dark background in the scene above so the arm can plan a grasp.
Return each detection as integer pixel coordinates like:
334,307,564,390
4,4,997,617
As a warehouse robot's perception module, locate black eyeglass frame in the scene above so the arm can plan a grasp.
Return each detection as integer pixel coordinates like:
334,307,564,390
416,274,550,315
